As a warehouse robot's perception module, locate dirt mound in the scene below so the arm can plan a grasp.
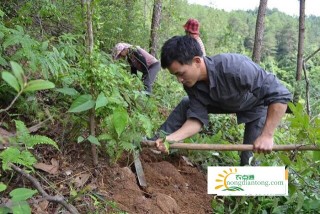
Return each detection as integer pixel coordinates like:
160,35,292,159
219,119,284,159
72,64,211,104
102,149,212,213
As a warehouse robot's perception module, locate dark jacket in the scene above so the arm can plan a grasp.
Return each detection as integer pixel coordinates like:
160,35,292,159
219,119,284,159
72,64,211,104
184,54,293,126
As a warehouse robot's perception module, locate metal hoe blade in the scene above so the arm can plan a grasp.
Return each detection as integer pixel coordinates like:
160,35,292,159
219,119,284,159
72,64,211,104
134,150,147,187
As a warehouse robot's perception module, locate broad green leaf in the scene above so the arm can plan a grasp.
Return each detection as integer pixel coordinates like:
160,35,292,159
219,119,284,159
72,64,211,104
77,136,85,143
112,107,129,137
295,191,304,212
68,94,95,113
87,135,101,146
278,154,291,166
23,80,55,92
0,207,11,214
313,151,320,161
0,55,8,66
288,183,297,195
11,201,31,214
0,182,7,192
10,188,37,201
95,92,108,110
10,61,24,89
303,199,320,210
1,71,20,92
55,88,79,96
98,133,113,141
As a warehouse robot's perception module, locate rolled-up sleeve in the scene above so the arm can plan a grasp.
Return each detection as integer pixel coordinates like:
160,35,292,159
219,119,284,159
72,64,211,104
186,92,209,126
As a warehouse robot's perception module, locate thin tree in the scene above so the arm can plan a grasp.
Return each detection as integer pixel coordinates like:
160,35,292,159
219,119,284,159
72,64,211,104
149,0,162,57
296,0,305,81
83,0,98,166
252,0,268,63
293,0,306,107
302,47,320,116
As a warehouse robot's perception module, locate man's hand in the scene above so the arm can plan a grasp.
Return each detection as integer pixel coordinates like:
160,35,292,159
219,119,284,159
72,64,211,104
253,103,287,154
253,135,274,154
155,138,168,153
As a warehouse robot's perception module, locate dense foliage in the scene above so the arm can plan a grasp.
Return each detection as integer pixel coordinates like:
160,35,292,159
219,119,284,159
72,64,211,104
0,0,319,213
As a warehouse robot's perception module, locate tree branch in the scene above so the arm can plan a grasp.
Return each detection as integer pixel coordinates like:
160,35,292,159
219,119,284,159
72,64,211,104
9,163,80,214
305,46,320,62
0,90,23,113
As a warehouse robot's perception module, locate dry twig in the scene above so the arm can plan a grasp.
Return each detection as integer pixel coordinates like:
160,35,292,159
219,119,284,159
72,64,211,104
9,163,80,214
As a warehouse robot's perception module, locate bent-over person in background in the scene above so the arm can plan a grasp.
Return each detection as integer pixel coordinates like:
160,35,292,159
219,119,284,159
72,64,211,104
113,43,160,94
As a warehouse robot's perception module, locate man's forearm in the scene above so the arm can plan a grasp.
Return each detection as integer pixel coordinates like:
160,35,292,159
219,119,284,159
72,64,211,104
261,103,287,137
166,118,202,142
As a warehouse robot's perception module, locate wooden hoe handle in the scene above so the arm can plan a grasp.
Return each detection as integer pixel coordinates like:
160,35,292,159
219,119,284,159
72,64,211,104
141,141,320,151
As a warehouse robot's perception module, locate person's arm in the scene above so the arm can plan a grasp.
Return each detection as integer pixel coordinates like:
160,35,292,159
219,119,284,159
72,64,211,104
155,118,202,153
130,65,138,75
127,53,138,75
127,48,148,75
253,102,287,153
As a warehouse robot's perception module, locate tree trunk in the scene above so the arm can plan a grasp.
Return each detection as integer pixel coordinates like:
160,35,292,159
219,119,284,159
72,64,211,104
293,0,306,106
252,0,267,63
84,0,98,166
296,0,305,81
149,0,162,57
85,0,94,54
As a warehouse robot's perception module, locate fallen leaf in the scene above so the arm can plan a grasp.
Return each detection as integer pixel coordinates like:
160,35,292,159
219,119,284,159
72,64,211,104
73,173,90,188
33,200,49,214
39,200,49,210
34,158,59,174
50,158,59,167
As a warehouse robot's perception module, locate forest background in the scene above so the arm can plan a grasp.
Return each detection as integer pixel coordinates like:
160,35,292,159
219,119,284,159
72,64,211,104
0,0,320,213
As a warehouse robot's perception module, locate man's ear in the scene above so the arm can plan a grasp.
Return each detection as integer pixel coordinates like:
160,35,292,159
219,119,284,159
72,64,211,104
192,56,202,66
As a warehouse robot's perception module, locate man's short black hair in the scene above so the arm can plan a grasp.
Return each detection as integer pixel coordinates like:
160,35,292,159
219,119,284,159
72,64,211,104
160,35,203,69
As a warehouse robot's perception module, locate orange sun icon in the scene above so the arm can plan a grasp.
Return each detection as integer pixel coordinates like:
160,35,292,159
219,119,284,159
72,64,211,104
215,168,238,190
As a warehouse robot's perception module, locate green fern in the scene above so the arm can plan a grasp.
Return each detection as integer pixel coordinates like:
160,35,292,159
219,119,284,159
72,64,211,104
120,141,135,151
15,120,30,141
0,148,36,170
25,135,58,149
0,120,58,171
2,24,69,78
14,120,58,149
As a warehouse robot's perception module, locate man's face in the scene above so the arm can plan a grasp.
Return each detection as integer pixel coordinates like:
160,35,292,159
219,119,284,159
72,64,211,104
167,59,201,88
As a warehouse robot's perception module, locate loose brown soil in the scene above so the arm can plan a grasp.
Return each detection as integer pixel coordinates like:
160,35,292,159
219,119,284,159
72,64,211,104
1,142,213,214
